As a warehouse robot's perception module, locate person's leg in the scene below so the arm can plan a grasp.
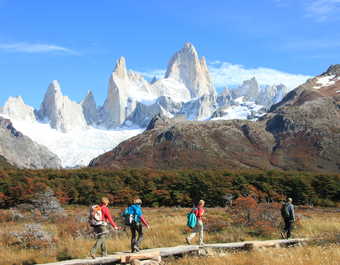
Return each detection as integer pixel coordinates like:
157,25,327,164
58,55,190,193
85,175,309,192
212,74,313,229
90,226,102,257
136,223,144,250
130,225,137,252
198,220,204,245
101,226,108,256
187,222,199,243
286,221,292,239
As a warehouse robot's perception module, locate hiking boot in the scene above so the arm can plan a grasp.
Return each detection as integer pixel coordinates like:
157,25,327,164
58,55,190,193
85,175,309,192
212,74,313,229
186,237,191,245
90,253,96,259
132,247,140,253
280,232,286,239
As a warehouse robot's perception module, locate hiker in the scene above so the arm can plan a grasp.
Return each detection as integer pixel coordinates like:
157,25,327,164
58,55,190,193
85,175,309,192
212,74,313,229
126,198,150,253
280,197,296,239
186,199,205,245
89,197,119,259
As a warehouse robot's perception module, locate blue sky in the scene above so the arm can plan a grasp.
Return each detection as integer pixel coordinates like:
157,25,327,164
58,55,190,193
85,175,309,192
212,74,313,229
1,0,340,108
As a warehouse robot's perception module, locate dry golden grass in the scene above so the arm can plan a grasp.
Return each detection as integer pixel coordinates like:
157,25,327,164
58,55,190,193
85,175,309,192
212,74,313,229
171,245,340,265
0,207,339,265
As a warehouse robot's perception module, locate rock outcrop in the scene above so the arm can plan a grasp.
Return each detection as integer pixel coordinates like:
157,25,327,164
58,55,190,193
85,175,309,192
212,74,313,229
2,96,36,121
0,154,15,169
81,90,98,125
0,116,61,169
99,57,155,128
38,80,87,132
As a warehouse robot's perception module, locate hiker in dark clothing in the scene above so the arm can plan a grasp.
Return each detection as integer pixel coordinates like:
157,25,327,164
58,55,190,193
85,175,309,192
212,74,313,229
280,198,295,239
128,198,150,253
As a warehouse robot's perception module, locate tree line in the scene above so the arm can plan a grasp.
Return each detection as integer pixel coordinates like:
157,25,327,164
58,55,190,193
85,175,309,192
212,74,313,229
0,168,339,208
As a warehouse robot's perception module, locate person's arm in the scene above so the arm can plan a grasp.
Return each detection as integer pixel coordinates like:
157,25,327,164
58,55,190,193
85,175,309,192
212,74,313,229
140,215,149,227
290,205,296,221
102,207,118,228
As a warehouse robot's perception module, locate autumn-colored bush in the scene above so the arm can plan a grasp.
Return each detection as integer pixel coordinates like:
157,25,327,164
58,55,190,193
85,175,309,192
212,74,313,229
227,196,282,237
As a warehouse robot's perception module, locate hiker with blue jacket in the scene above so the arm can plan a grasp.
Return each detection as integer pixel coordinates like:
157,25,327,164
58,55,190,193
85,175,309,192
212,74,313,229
186,199,205,245
280,198,295,239
126,198,150,253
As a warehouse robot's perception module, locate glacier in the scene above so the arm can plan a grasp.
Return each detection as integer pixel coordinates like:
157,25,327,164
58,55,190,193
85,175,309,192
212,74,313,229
7,117,143,168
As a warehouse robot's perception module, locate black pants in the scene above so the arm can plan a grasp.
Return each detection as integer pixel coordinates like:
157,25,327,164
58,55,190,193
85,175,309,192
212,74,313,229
283,218,293,238
130,223,143,252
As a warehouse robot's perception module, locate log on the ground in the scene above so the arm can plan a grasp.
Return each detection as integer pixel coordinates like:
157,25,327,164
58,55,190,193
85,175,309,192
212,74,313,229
37,255,121,265
130,255,162,265
37,238,309,265
121,251,160,263
205,238,309,251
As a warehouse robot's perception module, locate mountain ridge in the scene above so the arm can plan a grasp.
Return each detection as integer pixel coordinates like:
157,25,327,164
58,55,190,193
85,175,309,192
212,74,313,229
89,64,340,173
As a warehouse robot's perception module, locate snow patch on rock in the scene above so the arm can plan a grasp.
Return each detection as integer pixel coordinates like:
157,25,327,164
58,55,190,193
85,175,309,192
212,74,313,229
314,75,336,89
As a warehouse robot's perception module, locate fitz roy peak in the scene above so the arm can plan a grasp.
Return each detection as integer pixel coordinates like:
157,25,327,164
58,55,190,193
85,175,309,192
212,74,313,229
165,42,215,98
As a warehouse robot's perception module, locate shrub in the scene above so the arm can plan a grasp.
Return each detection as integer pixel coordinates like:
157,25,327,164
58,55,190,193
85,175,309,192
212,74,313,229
9,224,55,249
227,196,281,237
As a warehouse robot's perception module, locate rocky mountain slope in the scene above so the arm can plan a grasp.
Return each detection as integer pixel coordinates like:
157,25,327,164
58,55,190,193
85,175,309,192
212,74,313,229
0,154,15,169
89,65,340,173
0,117,62,169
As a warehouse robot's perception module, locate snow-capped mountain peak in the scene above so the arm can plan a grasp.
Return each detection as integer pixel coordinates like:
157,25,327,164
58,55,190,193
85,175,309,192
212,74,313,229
165,42,215,98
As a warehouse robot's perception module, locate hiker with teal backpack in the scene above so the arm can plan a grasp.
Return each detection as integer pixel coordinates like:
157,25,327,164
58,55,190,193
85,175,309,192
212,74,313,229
122,198,150,253
186,200,205,246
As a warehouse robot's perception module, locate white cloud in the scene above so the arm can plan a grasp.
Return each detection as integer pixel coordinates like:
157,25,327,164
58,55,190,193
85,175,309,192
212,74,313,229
140,62,311,90
0,42,78,54
208,62,311,90
305,0,340,21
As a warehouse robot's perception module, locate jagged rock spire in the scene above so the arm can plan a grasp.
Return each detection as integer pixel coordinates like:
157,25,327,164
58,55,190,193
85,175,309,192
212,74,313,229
165,42,215,98
81,90,97,125
38,80,87,132
113,56,128,79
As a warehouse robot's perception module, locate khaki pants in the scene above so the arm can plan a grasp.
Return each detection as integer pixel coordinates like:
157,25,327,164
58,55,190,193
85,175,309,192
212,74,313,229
187,220,204,245
90,225,108,256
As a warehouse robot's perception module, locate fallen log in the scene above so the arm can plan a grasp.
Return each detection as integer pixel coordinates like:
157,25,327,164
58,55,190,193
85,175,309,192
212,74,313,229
37,238,309,265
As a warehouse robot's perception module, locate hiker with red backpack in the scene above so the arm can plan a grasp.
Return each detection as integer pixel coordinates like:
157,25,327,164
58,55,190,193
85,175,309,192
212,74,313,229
186,199,205,246
89,197,119,259
122,198,150,253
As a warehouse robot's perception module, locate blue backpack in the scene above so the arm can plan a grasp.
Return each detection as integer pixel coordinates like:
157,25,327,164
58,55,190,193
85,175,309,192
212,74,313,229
122,207,137,226
187,208,197,229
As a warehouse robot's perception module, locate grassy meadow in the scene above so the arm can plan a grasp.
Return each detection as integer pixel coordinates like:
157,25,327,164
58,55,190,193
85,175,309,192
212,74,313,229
0,205,339,265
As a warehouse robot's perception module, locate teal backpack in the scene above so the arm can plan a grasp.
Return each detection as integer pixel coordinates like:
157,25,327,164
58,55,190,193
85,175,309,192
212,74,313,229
122,207,136,226
186,208,197,229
